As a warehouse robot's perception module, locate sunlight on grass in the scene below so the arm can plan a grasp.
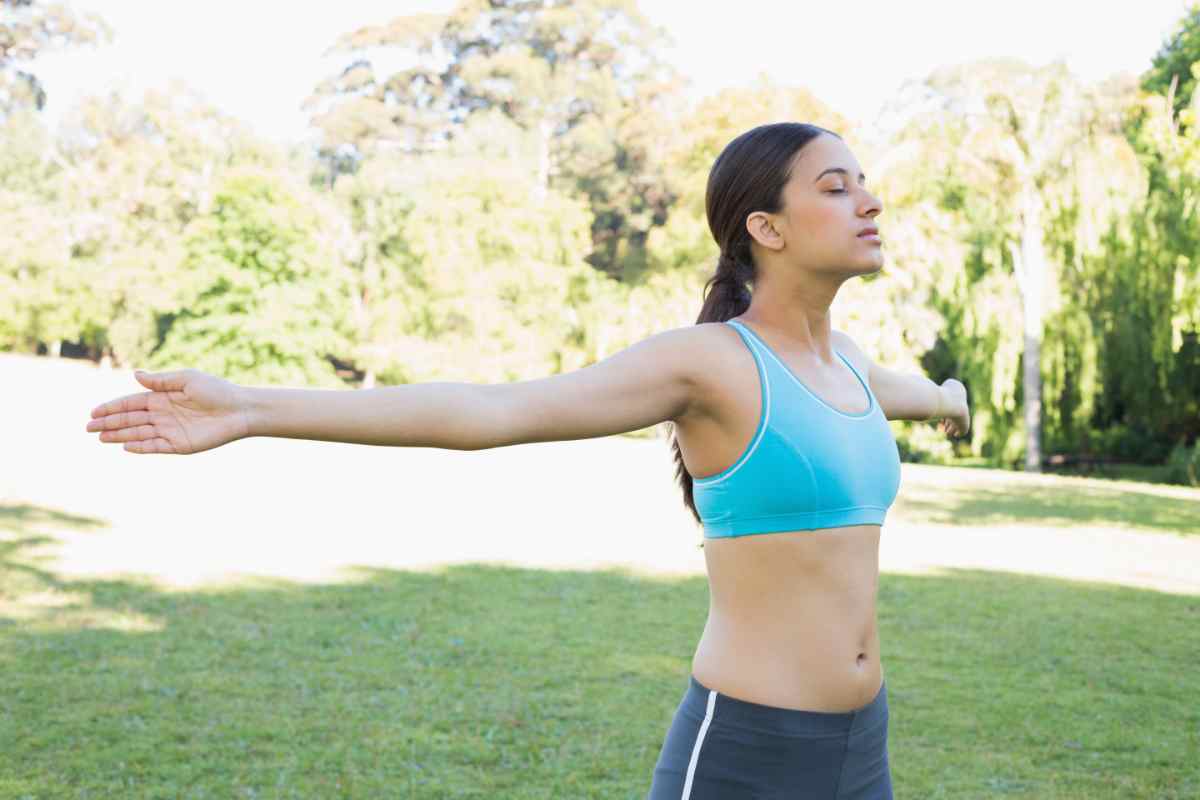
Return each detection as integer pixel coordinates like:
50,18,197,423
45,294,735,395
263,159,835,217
893,464,1200,536
2,552,1196,798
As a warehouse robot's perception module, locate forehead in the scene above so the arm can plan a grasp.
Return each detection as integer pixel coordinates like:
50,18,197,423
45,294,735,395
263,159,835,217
790,135,862,180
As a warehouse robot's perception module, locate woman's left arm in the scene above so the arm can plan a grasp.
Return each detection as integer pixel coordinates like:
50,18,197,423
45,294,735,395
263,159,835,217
833,331,971,438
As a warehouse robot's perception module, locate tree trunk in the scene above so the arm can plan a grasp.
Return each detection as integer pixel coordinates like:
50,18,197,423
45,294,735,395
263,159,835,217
1009,195,1046,472
359,196,379,391
535,117,553,204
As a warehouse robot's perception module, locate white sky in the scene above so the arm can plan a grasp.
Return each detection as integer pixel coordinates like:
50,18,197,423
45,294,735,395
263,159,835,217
29,0,1196,144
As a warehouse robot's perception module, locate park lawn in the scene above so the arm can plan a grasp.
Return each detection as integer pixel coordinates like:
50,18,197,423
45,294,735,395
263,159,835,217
889,463,1200,537
1,485,1197,799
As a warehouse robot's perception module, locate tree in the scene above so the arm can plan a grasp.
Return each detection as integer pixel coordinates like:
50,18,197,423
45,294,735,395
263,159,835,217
0,80,301,366
147,167,356,389
329,110,607,387
1083,60,1200,451
304,0,678,278
0,0,110,121
1141,2,1200,128
888,59,1145,470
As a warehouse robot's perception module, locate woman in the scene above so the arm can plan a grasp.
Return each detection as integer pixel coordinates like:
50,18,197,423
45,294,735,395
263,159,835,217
85,122,970,799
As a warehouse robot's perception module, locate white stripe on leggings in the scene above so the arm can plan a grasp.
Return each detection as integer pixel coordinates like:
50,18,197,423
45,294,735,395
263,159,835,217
681,689,717,799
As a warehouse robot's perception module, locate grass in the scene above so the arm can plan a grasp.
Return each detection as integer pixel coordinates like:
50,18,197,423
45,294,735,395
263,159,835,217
891,463,1200,537
2,498,1198,799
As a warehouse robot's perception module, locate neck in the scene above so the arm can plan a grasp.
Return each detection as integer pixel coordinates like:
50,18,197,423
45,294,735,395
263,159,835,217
740,271,845,364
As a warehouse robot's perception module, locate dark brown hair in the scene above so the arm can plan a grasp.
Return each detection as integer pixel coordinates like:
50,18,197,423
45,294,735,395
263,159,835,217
669,122,840,527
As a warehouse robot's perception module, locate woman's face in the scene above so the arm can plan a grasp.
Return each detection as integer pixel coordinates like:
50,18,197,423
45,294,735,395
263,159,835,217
771,134,884,276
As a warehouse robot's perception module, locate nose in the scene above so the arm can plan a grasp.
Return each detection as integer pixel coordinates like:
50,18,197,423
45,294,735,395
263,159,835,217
861,191,882,217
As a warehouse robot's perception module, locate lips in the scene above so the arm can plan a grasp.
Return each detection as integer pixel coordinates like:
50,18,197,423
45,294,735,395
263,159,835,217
858,227,879,237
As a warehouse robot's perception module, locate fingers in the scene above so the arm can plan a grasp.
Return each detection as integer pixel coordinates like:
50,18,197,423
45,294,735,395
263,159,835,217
134,370,188,393
88,370,186,420
124,437,173,454
86,409,151,433
97,423,157,443
90,392,151,419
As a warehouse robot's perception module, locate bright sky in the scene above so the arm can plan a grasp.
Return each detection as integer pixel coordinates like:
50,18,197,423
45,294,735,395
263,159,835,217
30,0,1195,144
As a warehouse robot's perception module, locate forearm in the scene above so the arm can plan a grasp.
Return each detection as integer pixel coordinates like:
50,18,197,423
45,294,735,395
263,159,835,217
241,381,504,449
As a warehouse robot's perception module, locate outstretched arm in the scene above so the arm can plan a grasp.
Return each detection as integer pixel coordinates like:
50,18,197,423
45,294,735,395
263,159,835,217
833,331,971,437
88,326,706,454
246,326,703,449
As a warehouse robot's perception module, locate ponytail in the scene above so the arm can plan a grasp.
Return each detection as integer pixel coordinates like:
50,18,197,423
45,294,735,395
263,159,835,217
668,249,754,527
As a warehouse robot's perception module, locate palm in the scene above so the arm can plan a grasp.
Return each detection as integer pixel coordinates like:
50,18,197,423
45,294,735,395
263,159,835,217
87,369,250,455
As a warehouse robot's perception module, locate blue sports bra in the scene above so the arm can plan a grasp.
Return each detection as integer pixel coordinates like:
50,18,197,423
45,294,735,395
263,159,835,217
692,319,902,538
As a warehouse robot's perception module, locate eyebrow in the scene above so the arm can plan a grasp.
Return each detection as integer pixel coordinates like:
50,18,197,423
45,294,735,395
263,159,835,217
814,168,866,183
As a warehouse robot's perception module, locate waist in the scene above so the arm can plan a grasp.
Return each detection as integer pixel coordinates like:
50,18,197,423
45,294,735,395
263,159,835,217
692,621,883,712
694,525,883,711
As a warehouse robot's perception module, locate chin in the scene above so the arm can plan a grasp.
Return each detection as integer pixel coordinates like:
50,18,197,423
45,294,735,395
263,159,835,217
857,258,884,277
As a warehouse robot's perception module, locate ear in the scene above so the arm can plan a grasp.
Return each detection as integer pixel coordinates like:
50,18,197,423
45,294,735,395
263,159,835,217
746,211,785,252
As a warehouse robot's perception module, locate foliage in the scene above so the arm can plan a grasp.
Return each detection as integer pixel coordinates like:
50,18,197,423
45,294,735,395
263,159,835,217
0,0,111,120
1164,438,1200,486
328,111,608,386
147,167,356,389
1141,2,1200,127
305,0,680,278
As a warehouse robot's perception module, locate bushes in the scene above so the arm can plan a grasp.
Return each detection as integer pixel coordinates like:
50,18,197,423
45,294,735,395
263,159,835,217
1164,439,1200,487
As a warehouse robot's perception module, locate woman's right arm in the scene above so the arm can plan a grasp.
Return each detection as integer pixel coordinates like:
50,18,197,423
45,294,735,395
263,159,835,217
88,326,710,455
245,326,707,450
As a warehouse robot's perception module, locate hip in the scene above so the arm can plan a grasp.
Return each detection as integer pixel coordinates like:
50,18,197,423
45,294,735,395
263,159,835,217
647,673,892,799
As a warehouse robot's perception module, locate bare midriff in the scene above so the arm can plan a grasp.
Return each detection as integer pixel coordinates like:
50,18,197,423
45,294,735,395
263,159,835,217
690,522,884,713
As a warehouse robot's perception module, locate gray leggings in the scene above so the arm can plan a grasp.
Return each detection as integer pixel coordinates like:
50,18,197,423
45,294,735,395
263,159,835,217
647,675,893,799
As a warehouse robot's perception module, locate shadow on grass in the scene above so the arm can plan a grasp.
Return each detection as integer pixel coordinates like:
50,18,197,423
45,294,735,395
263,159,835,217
894,478,1200,536
2,501,1197,800
0,502,110,612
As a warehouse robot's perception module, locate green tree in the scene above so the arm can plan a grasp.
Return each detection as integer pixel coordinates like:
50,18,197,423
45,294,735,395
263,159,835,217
0,0,110,120
885,58,1145,470
1141,2,1200,127
147,167,356,388
1080,63,1200,453
0,81,297,367
333,111,609,387
304,0,678,279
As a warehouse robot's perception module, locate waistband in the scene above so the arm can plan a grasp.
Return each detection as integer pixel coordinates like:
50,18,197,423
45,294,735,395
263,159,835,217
683,675,888,737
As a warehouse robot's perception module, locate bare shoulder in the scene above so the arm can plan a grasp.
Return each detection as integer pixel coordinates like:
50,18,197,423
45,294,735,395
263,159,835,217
661,320,747,383
675,320,757,421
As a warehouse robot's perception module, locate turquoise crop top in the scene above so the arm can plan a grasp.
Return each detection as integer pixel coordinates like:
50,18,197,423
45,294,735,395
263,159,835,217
692,319,902,538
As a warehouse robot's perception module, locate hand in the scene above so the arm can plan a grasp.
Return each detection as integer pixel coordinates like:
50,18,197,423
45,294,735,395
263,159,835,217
938,378,970,439
85,368,252,454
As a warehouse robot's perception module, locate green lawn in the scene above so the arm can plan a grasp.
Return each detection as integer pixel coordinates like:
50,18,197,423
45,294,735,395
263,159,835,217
892,464,1200,537
2,492,1197,799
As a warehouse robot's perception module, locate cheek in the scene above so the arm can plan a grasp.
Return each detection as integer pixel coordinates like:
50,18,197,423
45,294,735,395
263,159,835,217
790,202,846,245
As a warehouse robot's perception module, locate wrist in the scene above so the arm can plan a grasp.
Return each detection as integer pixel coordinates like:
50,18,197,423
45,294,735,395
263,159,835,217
932,382,947,420
236,384,261,438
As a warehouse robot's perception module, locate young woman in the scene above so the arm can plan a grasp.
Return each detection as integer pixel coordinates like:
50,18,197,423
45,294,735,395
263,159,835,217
85,122,970,799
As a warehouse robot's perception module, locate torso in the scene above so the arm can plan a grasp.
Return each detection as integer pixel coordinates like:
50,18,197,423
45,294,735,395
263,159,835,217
672,317,885,712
